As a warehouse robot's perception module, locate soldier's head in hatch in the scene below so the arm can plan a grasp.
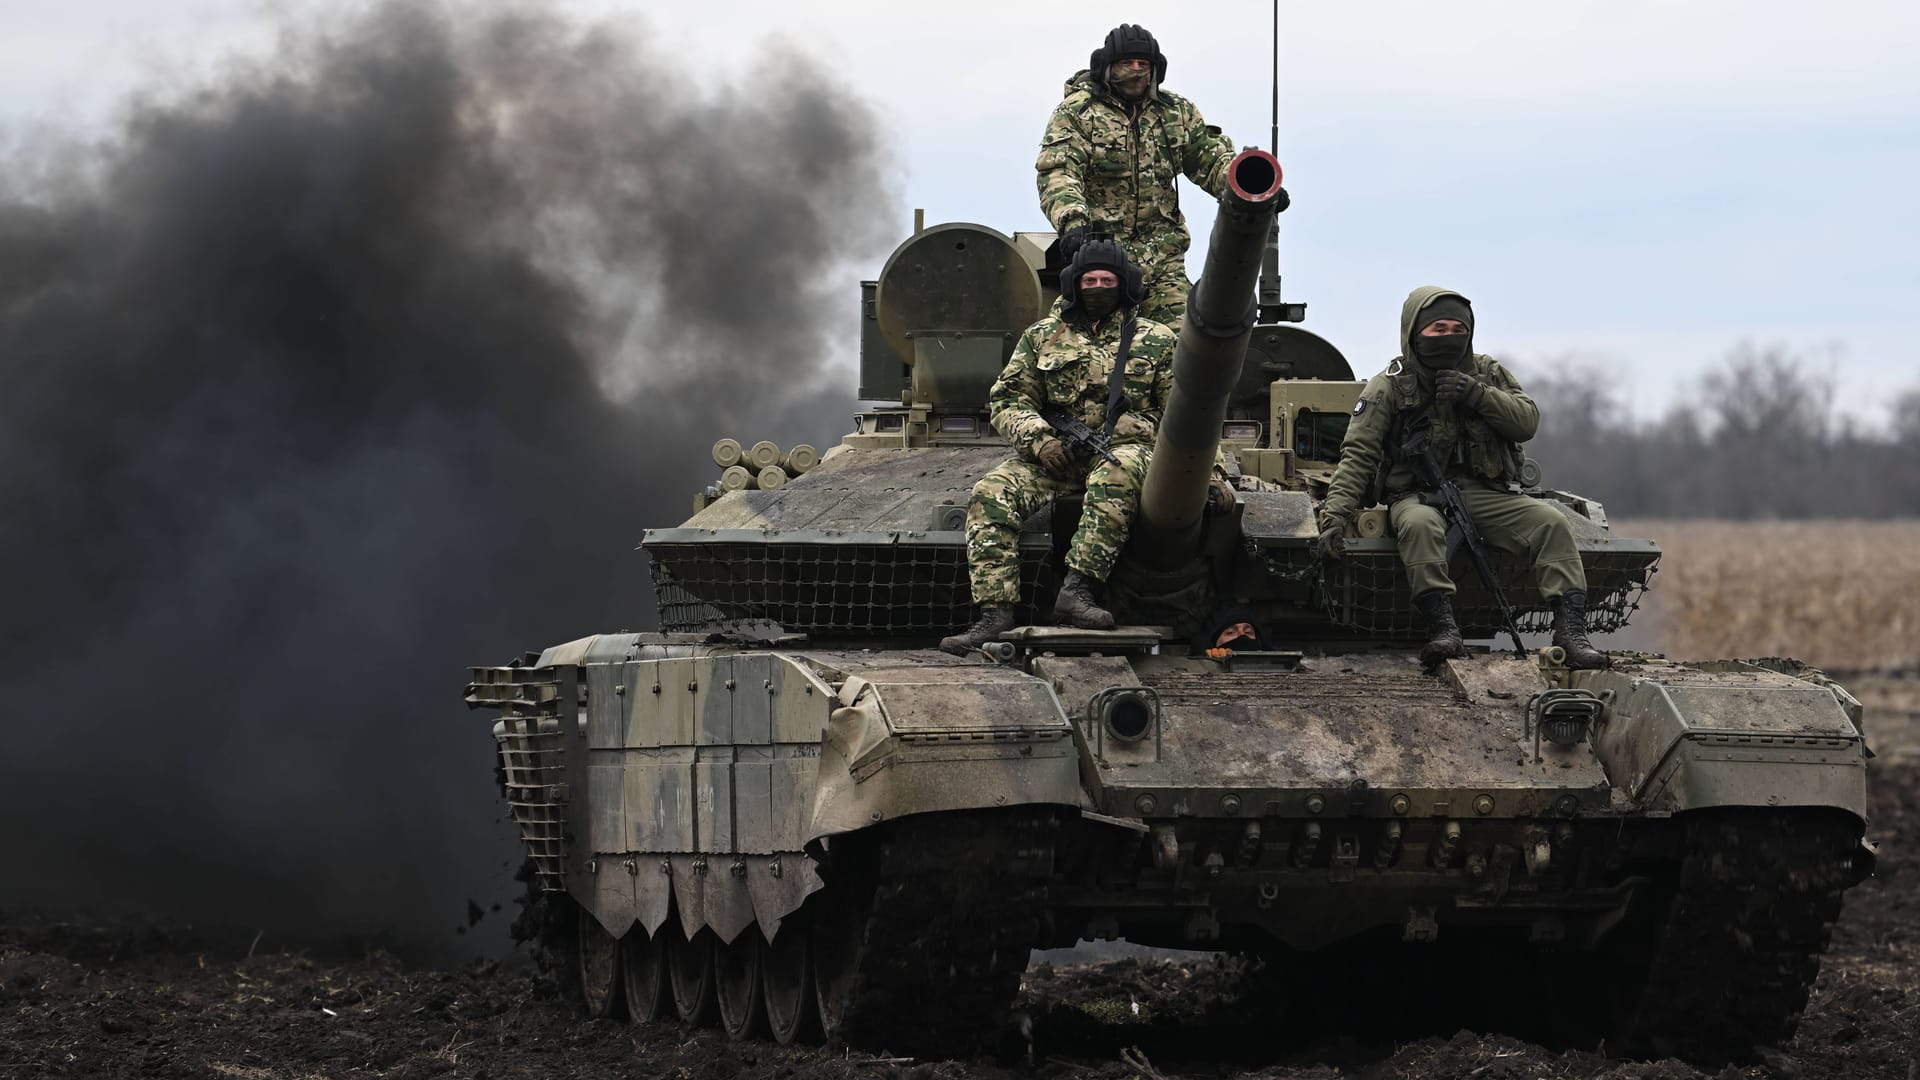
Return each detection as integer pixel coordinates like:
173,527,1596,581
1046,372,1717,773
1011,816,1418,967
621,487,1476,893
1194,605,1272,657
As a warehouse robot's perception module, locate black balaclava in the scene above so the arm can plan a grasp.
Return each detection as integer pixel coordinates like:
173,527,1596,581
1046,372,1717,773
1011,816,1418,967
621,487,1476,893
1082,284,1121,319
1059,237,1144,321
1412,295,1474,368
1192,605,1273,653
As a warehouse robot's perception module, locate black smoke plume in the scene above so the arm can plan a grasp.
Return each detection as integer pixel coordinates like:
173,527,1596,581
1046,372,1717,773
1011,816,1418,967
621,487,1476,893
0,2,896,954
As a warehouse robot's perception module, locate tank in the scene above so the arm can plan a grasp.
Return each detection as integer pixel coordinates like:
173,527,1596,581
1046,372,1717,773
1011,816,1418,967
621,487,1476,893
465,148,1875,1063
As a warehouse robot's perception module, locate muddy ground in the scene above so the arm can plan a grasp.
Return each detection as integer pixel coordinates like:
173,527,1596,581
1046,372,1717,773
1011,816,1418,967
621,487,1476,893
4,744,1913,1080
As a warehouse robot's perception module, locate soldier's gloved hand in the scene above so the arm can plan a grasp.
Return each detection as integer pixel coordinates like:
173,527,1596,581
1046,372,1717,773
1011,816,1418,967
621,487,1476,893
1434,369,1487,409
1112,414,1154,442
1316,520,1347,562
1033,437,1074,478
1207,476,1238,513
1058,225,1092,261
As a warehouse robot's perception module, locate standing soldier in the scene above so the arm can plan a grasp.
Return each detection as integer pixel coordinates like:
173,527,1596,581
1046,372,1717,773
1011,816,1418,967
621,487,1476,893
941,240,1232,655
1036,23,1286,325
1315,287,1609,670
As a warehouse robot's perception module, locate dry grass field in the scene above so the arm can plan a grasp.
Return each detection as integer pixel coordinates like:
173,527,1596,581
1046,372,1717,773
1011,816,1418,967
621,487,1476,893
1619,519,1920,671
1619,519,1920,758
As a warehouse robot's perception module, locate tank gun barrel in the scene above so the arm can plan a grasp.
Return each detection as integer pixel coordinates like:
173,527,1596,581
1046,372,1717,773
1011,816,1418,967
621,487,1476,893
1135,148,1285,566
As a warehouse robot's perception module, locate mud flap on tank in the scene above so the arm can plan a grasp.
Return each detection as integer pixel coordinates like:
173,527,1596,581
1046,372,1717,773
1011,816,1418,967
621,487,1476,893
746,854,826,941
587,857,639,938
635,862,672,937
654,852,827,944
577,850,822,944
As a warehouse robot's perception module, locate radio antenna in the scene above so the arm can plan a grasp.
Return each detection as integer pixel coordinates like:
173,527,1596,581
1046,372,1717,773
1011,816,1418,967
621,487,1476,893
1270,0,1279,153
1258,0,1286,319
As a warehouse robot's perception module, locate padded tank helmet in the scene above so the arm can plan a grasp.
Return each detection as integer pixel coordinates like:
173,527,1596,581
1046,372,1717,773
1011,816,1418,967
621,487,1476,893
1089,23,1168,88
1058,237,1146,316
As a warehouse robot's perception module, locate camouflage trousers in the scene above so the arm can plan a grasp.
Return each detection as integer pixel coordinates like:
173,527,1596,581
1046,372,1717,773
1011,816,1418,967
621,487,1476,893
1388,480,1587,600
966,445,1152,606
1133,250,1191,327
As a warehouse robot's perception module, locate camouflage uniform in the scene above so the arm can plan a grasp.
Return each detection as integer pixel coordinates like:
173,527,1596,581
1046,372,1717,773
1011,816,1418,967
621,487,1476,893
1036,71,1236,325
968,311,1178,606
1318,286,1586,601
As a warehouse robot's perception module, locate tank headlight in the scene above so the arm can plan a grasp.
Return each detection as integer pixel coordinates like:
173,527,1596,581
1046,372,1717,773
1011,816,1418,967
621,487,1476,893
1221,421,1261,441
939,415,979,434
1088,685,1160,744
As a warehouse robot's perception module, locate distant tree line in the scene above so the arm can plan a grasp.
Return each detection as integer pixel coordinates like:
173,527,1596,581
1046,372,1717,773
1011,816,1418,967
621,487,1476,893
1507,345,1920,518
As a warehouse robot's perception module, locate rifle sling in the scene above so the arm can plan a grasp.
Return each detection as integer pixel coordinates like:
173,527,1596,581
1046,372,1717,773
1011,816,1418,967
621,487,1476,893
1100,318,1138,439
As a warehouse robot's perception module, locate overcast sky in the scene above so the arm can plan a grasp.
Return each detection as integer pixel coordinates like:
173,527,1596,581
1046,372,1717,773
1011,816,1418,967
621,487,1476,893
5,0,1915,424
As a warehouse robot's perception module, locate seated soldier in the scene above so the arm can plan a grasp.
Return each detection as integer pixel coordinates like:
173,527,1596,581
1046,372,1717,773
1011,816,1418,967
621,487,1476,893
1315,286,1608,670
942,239,1203,655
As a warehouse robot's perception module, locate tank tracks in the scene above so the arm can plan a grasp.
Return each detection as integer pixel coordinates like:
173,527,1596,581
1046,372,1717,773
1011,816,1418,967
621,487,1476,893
1614,808,1862,1063
815,808,1059,1056
528,809,1060,1057
532,805,1856,1064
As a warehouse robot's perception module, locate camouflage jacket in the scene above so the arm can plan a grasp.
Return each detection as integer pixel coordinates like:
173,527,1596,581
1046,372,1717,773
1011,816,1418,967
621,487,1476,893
1319,287,1540,528
1035,71,1236,270
989,311,1178,459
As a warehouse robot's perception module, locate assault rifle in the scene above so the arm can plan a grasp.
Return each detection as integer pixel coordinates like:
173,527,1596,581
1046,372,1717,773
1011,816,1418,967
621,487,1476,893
1402,426,1528,658
1038,405,1123,467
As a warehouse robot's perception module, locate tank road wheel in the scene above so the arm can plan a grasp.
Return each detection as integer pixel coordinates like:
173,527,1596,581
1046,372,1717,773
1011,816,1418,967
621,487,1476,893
763,913,817,1045
715,930,770,1041
575,911,625,1020
621,925,669,1023
668,925,719,1026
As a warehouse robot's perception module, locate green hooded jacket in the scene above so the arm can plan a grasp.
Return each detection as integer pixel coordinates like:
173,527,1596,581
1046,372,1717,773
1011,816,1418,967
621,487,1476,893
1317,286,1539,529
1035,71,1235,273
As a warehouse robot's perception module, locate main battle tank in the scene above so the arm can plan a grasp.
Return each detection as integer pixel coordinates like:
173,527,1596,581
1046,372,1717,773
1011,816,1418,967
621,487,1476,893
466,148,1875,1063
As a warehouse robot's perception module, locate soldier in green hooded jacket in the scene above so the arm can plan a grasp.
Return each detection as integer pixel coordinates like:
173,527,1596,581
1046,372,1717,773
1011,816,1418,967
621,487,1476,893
1035,23,1287,325
1315,287,1608,669
940,240,1235,656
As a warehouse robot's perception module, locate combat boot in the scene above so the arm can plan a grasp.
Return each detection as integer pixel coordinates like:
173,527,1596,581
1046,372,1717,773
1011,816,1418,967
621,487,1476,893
1414,590,1467,667
1550,590,1611,669
939,606,1017,656
1052,571,1116,630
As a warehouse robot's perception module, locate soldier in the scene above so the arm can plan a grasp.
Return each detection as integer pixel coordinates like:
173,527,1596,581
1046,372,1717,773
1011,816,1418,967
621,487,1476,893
1036,23,1286,325
941,240,1233,656
1315,287,1608,670
1193,605,1273,658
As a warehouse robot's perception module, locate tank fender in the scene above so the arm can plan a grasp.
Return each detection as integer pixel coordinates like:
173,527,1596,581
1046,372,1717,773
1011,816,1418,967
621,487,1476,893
807,665,1083,842
1574,663,1868,818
